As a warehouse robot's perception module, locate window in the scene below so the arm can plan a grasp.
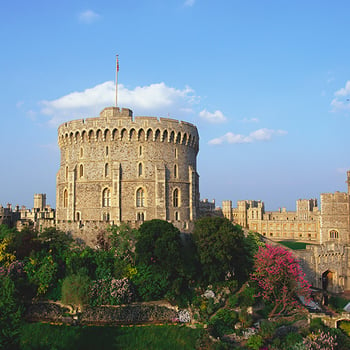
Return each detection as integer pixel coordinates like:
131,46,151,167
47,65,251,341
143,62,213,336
80,147,83,157
175,148,177,158
102,188,111,207
139,145,142,156
105,163,109,177
330,230,339,239
76,212,81,221
63,190,68,208
174,164,177,178
106,146,109,156
65,166,68,180
175,211,179,221
173,188,179,207
137,212,145,222
136,188,145,207
103,213,110,221
138,163,143,176
79,164,84,178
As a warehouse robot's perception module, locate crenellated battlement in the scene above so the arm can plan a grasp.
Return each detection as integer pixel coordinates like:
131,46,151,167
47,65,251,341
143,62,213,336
58,107,199,151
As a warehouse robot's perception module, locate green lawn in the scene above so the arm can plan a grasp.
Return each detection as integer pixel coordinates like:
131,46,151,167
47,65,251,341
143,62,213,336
277,241,313,250
19,323,205,350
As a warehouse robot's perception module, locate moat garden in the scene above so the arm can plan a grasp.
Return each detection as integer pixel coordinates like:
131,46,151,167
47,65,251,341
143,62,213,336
2,218,350,349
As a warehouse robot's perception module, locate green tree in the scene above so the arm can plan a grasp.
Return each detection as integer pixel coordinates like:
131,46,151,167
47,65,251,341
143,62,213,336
0,275,22,349
134,220,187,301
193,217,248,284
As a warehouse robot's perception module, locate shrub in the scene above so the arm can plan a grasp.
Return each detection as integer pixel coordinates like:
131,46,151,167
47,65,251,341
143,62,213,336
207,309,237,338
89,277,135,306
61,274,91,309
246,334,263,350
303,330,337,350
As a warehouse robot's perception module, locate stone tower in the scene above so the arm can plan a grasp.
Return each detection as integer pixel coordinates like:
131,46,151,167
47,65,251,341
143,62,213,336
56,107,200,244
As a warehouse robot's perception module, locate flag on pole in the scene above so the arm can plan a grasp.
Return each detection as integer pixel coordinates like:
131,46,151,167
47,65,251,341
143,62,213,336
117,55,119,72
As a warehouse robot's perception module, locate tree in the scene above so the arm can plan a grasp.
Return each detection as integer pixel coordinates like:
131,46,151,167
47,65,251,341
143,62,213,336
134,220,186,300
192,217,248,284
250,244,311,318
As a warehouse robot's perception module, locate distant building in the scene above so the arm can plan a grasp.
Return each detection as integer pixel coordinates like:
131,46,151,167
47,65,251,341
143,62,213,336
0,194,55,231
222,198,320,242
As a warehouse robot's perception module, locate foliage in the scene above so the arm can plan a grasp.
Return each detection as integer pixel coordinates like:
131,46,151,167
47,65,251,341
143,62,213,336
250,244,311,318
61,274,91,308
24,253,58,296
135,220,188,300
6,228,40,260
208,308,238,338
89,277,134,306
108,223,138,264
132,264,169,301
193,217,249,284
65,246,97,278
329,295,349,313
0,275,22,349
246,334,264,350
0,237,16,268
303,330,337,350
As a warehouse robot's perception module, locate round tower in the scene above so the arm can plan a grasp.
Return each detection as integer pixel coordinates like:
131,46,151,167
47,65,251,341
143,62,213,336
56,107,200,243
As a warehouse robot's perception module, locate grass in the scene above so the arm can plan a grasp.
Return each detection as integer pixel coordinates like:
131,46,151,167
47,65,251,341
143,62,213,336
277,241,313,250
19,323,205,350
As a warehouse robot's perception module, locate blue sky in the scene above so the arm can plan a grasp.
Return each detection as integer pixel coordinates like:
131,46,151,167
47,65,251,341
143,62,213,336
1,0,350,211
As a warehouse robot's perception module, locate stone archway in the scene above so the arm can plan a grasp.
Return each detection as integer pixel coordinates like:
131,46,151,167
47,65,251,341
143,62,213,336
322,270,334,291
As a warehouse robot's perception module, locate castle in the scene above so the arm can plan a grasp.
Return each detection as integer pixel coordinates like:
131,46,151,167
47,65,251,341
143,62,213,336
222,171,350,293
2,103,350,293
55,107,200,244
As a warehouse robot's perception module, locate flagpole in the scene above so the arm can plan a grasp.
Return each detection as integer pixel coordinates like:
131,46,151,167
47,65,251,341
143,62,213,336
116,55,119,107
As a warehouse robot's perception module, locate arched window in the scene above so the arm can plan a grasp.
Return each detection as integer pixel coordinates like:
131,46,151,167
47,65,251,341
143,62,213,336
63,189,68,208
175,211,179,221
106,146,109,156
139,145,142,156
102,188,111,207
65,166,68,180
76,212,81,221
105,163,109,177
138,163,143,176
174,148,177,158
173,188,179,207
136,188,145,207
137,212,145,222
174,164,177,178
80,147,83,158
330,230,339,239
79,164,84,178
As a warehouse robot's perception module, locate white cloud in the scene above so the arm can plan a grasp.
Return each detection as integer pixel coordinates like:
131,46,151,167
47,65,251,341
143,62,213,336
184,0,195,7
208,128,287,145
331,81,350,112
78,10,100,24
39,81,198,127
199,109,227,123
335,81,350,97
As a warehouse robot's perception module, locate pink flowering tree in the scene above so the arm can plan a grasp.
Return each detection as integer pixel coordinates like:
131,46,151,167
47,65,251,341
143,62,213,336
250,244,311,318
